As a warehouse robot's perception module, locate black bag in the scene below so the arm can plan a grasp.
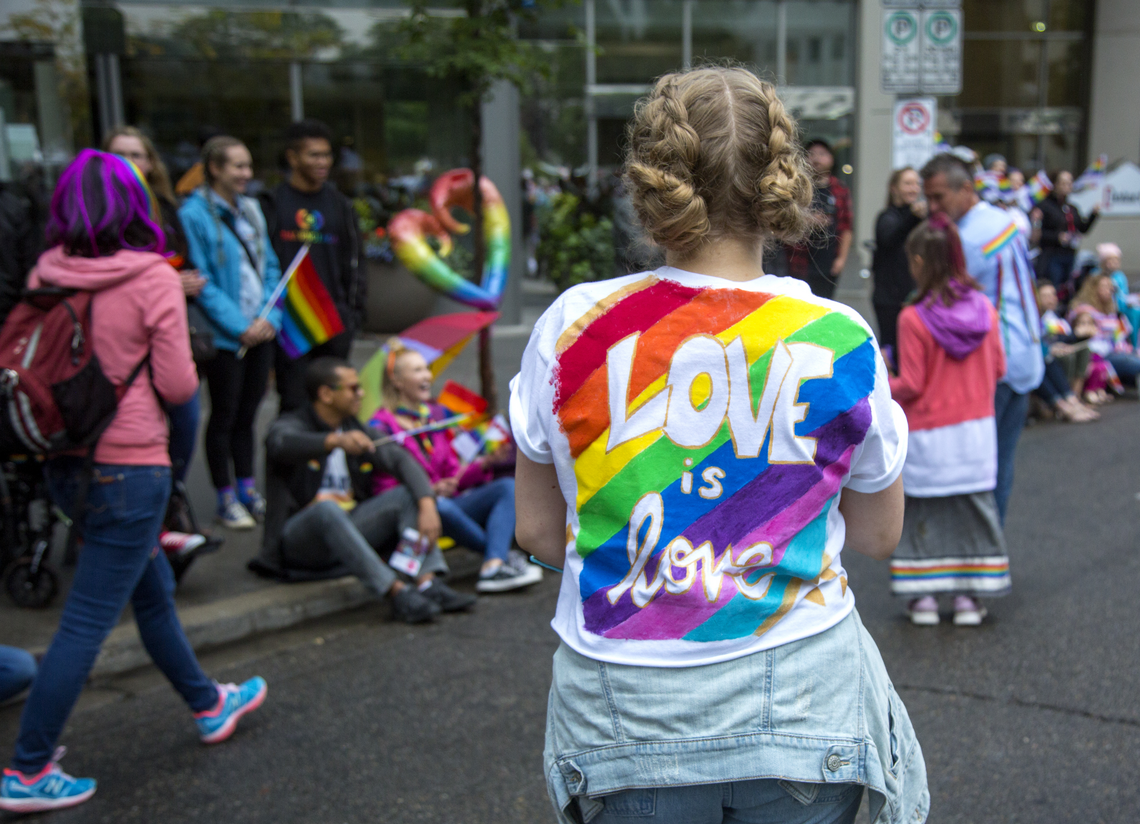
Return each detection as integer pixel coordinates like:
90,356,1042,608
186,298,216,364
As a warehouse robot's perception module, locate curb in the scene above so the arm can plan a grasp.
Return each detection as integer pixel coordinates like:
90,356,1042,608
39,551,486,680
90,576,375,678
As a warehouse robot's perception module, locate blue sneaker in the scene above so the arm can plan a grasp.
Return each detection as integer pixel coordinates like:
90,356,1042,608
0,747,96,813
195,677,268,744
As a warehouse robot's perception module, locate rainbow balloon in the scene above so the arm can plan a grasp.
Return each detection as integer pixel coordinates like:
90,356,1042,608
387,169,510,310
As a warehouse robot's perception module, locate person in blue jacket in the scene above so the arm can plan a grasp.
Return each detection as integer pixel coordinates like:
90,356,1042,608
180,136,282,529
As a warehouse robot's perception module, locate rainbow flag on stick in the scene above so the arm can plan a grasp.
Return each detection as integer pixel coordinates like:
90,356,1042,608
277,246,345,359
1074,154,1108,192
1028,170,1053,204
437,380,488,423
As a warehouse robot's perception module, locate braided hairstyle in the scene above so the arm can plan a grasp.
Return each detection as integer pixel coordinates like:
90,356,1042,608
624,67,814,259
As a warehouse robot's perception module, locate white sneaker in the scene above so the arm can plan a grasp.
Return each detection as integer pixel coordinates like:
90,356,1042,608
907,596,940,626
217,500,256,530
952,595,987,626
159,531,208,558
477,558,544,593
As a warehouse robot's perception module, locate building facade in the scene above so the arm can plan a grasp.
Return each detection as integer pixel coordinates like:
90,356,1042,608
2,0,1138,309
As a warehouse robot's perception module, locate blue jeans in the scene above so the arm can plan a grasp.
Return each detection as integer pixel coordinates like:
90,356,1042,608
590,780,862,824
167,390,200,485
0,647,36,704
1106,352,1140,386
436,477,516,563
994,383,1030,525
1034,359,1072,406
1043,249,1074,289
11,460,217,774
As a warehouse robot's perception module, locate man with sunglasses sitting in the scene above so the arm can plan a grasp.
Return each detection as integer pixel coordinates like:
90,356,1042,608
250,357,475,623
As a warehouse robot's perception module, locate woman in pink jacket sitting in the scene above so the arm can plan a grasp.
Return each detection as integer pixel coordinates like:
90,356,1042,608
370,343,543,593
0,151,265,815
888,214,1011,627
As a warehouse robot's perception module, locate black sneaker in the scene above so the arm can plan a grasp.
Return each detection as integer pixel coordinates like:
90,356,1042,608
421,579,477,612
476,559,544,593
390,587,441,624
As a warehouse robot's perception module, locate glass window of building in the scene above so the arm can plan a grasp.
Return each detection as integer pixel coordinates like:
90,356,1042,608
941,0,1093,176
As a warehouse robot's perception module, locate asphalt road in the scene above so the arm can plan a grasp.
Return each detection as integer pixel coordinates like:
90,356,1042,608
1,402,1138,823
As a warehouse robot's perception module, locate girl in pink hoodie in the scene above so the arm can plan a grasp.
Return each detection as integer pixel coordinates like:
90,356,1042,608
888,214,1011,627
0,151,265,815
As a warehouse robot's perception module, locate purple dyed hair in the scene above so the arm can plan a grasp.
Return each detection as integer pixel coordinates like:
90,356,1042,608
46,148,167,258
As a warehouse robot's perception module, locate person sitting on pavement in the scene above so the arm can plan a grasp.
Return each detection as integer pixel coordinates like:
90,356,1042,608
1068,273,1140,388
1033,281,1098,422
370,343,544,594
1097,242,1140,349
250,357,475,623
0,646,36,704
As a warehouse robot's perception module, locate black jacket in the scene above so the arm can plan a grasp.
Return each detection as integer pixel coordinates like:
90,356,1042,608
1037,194,1097,251
254,405,434,577
871,203,922,306
0,185,43,325
259,182,365,330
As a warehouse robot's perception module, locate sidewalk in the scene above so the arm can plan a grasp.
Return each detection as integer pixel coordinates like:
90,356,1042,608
0,293,549,680
0,275,876,681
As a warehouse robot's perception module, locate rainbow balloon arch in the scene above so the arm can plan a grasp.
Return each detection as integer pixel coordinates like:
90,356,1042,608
359,169,511,422
386,169,510,311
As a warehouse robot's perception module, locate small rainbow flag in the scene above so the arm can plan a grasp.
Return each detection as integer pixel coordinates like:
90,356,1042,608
276,248,345,359
975,171,1004,204
1074,154,1108,192
1028,170,1053,204
437,380,488,424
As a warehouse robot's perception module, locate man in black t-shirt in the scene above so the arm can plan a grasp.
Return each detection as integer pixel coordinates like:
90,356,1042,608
263,119,365,412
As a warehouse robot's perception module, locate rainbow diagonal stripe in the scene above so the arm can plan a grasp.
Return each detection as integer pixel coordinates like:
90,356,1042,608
553,277,878,642
982,221,1018,259
276,250,345,359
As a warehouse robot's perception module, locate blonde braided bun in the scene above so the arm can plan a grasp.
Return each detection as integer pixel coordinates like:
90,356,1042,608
624,67,814,257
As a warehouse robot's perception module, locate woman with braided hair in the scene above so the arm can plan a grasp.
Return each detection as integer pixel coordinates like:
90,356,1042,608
512,67,928,823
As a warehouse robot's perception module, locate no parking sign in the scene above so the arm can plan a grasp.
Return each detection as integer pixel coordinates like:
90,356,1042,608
892,97,937,170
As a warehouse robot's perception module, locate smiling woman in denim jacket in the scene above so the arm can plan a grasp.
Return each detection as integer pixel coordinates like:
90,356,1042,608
511,67,928,824
180,136,282,530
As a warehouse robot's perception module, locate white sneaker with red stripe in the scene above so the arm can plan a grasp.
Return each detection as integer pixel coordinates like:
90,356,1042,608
159,531,208,558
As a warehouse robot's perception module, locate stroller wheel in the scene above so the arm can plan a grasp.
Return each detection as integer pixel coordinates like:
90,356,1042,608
5,555,59,608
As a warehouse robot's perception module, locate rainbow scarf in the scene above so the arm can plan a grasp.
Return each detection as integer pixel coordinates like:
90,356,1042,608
554,276,877,642
276,248,345,359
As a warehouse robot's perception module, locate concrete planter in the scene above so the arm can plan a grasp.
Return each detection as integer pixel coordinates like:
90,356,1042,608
362,259,438,335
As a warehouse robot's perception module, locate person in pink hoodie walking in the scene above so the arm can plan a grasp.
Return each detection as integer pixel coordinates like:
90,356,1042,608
888,214,1012,627
0,151,266,815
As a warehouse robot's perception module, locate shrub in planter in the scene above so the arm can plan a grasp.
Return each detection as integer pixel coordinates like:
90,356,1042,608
536,192,615,293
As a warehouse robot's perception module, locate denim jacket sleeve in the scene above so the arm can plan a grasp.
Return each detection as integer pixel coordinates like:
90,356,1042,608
179,197,252,340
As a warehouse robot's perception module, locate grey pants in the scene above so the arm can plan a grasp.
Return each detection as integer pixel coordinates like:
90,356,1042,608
281,487,448,597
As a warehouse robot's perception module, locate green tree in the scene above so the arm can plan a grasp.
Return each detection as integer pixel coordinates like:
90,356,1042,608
396,0,573,407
